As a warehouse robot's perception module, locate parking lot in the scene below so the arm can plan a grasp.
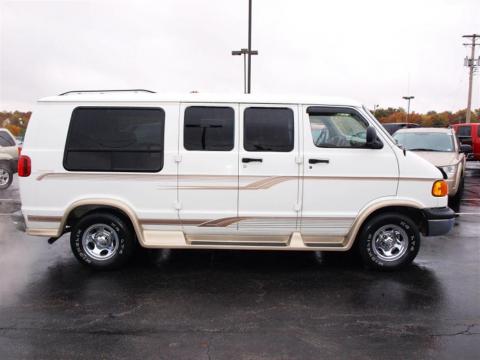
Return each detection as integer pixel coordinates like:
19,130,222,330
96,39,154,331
0,169,479,359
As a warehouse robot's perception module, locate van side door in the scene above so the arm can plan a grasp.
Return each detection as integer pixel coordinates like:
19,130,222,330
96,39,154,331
177,103,239,236
237,104,300,241
301,106,398,245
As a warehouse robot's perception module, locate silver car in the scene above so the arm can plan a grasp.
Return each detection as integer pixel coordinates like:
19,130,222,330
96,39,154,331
394,127,471,210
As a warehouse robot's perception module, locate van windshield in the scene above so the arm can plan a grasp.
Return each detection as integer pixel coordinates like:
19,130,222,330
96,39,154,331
393,132,454,152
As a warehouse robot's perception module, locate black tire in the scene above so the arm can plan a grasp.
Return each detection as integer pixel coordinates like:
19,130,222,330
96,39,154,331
70,212,136,270
0,162,13,190
448,176,464,213
357,212,420,271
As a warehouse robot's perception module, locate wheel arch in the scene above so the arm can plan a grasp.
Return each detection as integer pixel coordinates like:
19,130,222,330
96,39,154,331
61,199,144,244
345,200,426,250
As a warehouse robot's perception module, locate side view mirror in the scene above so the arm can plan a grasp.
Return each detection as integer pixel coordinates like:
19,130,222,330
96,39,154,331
366,126,383,149
460,144,472,154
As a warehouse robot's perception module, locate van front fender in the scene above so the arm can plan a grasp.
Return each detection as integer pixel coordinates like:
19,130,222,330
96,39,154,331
344,198,425,250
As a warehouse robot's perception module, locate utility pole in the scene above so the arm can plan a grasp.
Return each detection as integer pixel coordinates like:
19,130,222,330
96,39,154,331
231,48,258,94
463,34,480,123
402,96,415,123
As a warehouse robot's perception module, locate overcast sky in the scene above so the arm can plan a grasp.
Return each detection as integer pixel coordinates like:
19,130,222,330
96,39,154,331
1,0,479,112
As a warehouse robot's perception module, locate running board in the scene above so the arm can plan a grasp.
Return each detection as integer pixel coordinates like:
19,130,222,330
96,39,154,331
190,241,288,247
140,230,349,251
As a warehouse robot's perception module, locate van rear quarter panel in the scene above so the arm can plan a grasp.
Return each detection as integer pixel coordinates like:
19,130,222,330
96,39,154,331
20,102,180,232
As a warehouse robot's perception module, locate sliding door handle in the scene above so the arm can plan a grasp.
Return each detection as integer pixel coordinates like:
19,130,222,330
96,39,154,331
242,157,263,163
309,158,329,164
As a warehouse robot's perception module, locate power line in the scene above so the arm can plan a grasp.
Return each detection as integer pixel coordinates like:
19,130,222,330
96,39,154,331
462,34,480,123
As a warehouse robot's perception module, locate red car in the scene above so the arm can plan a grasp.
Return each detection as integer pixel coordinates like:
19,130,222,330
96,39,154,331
452,123,480,160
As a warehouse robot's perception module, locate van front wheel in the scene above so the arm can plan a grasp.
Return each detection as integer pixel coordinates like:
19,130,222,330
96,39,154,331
70,212,135,270
357,213,420,271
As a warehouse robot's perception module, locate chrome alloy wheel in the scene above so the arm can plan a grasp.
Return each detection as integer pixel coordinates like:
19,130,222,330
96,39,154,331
82,224,119,261
0,168,10,186
372,224,408,262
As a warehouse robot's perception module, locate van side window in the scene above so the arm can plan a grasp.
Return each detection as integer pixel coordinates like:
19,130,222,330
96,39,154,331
244,107,294,152
64,107,165,172
0,132,15,146
309,112,368,148
184,106,234,151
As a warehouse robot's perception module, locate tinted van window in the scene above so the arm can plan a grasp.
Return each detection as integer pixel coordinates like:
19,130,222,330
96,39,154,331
64,107,165,172
184,106,234,151
244,107,294,152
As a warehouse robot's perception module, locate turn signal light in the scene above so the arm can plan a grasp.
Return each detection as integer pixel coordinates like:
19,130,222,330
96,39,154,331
18,155,31,177
432,180,448,197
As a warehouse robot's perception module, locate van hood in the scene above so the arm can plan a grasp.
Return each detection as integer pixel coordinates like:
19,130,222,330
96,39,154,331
409,151,460,167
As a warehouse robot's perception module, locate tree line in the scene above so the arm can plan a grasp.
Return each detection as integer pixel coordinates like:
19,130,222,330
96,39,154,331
373,107,480,127
0,111,31,139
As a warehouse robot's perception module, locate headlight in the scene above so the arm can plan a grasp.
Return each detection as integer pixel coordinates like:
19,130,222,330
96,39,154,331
440,165,457,177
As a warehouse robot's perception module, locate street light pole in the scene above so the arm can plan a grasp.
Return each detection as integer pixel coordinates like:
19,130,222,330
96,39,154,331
402,96,415,123
247,0,252,94
463,34,480,123
232,49,258,94
231,1,258,94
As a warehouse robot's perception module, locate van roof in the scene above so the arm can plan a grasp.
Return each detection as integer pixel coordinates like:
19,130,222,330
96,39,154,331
38,91,362,107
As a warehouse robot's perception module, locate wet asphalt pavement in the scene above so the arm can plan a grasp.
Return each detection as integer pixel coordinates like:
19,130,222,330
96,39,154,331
0,171,479,360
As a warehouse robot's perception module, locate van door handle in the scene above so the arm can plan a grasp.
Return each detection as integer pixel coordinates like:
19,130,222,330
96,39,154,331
309,159,329,164
242,157,263,163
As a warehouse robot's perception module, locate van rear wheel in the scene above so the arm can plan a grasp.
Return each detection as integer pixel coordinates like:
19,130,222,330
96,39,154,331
357,213,420,271
70,212,135,270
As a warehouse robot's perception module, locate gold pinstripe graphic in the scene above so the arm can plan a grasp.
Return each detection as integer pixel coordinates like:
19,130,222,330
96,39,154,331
36,172,439,191
140,216,355,227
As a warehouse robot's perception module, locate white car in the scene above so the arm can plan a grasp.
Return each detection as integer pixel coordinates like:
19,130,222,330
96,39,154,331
0,128,19,190
18,90,455,271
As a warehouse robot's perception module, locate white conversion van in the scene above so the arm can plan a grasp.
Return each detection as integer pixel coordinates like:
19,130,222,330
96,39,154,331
18,90,455,271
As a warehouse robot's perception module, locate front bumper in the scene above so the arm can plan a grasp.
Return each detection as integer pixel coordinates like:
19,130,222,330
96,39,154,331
422,207,455,236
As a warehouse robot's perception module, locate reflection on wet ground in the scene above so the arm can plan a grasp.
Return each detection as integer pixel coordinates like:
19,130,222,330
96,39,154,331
0,170,479,359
